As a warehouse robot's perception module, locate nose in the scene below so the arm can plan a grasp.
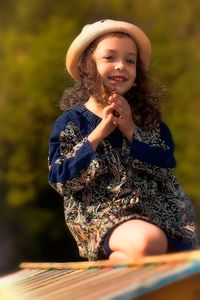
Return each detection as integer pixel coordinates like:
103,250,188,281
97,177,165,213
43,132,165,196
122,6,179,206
114,60,126,71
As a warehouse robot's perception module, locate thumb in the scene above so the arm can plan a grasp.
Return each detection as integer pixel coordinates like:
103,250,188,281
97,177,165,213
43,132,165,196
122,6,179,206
102,105,113,117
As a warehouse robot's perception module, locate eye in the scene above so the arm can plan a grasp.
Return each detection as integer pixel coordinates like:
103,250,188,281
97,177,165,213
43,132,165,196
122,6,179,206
126,58,136,64
104,55,115,61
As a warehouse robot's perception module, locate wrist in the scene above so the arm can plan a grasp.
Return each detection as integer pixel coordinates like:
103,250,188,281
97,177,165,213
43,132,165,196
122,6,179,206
88,130,103,151
125,126,135,142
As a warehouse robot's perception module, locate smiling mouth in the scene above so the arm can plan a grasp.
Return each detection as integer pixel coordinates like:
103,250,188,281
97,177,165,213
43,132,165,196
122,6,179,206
108,76,127,82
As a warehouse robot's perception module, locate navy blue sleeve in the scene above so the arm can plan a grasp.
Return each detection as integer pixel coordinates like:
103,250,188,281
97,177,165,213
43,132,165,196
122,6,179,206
48,124,96,183
130,121,176,168
48,115,103,194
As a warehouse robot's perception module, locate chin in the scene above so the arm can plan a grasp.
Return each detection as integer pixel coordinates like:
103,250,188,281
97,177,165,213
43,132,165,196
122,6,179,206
104,84,129,96
114,88,128,95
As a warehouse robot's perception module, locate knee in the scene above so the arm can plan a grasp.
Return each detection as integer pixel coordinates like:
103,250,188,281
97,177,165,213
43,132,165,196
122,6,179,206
108,220,168,260
123,235,149,259
125,228,168,259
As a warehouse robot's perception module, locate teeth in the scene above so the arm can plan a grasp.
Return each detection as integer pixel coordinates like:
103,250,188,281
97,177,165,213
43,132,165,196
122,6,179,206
110,76,125,81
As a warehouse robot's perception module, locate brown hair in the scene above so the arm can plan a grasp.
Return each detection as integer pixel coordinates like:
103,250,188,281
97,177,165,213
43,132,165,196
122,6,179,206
60,33,164,130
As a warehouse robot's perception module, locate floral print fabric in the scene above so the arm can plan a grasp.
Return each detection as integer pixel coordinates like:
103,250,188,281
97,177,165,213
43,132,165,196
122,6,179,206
48,105,197,260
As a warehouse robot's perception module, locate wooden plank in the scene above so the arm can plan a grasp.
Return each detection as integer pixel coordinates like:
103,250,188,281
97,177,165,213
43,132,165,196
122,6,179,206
19,249,200,270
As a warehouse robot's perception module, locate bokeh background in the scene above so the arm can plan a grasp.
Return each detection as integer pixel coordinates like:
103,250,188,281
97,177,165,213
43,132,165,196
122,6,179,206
1,0,200,276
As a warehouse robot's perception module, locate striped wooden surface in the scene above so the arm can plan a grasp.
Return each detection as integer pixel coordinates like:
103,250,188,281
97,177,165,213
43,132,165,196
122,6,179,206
1,250,200,300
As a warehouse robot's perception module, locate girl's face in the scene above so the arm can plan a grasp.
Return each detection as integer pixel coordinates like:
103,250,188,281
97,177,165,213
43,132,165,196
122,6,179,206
93,34,137,96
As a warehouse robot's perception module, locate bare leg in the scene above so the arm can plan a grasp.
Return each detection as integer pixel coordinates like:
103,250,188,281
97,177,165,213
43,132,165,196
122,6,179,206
108,219,168,261
109,251,129,261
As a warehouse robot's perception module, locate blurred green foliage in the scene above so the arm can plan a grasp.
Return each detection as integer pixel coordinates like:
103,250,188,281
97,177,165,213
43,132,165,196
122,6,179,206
0,0,200,274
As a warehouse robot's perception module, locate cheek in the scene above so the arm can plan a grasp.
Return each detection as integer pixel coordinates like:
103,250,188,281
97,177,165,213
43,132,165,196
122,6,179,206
97,67,104,77
96,63,110,77
130,68,137,81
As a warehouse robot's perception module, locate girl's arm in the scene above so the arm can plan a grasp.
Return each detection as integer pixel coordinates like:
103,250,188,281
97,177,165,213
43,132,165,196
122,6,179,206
131,122,175,167
129,122,176,180
48,121,101,195
108,93,176,180
48,107,117,195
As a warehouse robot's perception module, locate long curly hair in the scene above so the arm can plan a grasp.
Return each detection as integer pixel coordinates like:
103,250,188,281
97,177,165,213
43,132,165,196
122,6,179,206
60,33,164,130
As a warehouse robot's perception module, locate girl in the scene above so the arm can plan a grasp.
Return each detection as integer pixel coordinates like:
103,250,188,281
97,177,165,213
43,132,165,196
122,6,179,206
48,19,197,261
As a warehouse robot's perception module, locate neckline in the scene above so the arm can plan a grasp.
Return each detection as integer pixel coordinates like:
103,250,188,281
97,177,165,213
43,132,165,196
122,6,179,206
76,104,123,139
78,104,102,120
74,104,102,128
83,98,103,119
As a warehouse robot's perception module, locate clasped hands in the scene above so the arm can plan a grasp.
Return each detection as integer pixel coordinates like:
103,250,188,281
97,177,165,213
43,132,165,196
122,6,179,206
103,92,135,142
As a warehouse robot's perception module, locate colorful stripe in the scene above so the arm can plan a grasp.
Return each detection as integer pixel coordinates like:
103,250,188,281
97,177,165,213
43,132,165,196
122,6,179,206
1,250,200,300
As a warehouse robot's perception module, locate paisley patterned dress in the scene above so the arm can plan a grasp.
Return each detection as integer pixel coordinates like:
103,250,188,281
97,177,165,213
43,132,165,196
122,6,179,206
48,105,197,260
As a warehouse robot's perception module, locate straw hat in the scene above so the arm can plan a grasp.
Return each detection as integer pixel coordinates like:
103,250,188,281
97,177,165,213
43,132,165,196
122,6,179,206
66,19,151,80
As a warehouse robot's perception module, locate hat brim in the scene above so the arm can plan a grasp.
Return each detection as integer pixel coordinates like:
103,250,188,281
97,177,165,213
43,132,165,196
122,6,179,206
66,19,151,80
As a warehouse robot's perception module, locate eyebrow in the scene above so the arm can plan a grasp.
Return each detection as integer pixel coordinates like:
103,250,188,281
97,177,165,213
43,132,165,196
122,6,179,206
103,49,137,57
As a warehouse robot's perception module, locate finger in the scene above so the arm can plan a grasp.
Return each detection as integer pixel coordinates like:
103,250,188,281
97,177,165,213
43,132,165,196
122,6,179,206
103,105,113,116
109,93,125,102
110,103,124,117
112,109,120,117
112,117,119,126
112,96,131,115
105,103,123,117
103,108,118,124
106,114,118,128
109,94,128,109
